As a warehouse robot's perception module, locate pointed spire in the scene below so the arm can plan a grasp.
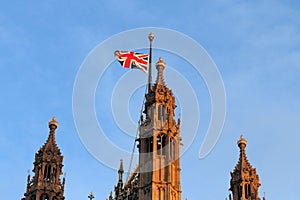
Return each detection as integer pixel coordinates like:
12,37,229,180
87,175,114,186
118,159,124,174
41,116,61,154
236,134,252,170
62,172,66,193
230,135,262,200
155,57,166,85
117,159,124,189
26,170,31,191
22,117,65,200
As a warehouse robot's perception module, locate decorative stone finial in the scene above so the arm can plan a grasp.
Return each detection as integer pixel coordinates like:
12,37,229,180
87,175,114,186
237,134,247,147
88,191,95,200
48,116,58,128
148,32,154,41
119,159,124,172
156,57,166,67
155,57,166,85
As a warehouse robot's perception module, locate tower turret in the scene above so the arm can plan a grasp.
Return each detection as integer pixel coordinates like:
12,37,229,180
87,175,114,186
115,159,124,198
138,57,181,200
229,135,262,200
22,117,65,200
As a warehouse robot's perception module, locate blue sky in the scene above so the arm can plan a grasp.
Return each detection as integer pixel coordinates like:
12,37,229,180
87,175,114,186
1,1,300,199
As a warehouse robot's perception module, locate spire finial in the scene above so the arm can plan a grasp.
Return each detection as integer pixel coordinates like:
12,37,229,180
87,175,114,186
22,118,65,200
155,57,166,85
118,159,124,185
48,116,58,129
156,57,165,67
88,191,95,200
237,134,247,148
118,159,124,173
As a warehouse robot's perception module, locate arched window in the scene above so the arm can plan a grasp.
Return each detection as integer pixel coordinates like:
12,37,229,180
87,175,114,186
161,188,165,200
157,136,162,155
157,134,167,155
158,187,161,200
158,105,166,121
43,165,51,181
245,184,251,199
162,135,167,155
149,137,153,152
238,185,242,198
53,167,57,183
174,140,176,159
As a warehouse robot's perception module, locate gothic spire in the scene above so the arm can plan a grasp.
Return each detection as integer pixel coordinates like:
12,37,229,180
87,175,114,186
143,57,177,124
118,159,124,175
229,135,262,200
39,117,61,156
22,117,65,200
114,159,124,198
118,159,124,185
234,135,253,172
138,56,182,200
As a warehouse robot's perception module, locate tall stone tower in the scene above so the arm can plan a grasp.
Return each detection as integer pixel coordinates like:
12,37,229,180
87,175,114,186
138,57,182,200
22,117,65,200
229,135,264,200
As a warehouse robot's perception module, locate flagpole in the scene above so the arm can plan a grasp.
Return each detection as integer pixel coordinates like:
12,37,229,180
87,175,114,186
148,33,154,92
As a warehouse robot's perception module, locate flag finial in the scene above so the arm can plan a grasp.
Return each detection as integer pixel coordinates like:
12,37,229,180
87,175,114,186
148,32,154,41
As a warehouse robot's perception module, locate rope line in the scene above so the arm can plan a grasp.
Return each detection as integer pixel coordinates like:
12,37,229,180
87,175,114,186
126,85,148,179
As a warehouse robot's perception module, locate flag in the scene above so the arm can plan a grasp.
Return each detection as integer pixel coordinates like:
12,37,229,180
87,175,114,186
114,50,148,73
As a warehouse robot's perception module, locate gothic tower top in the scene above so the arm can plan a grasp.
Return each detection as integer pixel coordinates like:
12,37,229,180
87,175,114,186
229,135,263,200
143,57,177,125
138,57,182,200
22,117,65,200
34,116,62,159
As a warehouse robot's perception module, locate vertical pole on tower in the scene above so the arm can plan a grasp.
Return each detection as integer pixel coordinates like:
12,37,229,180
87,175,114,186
148,33,154,92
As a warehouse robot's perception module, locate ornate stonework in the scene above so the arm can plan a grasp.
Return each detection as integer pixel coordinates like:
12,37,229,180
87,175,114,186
21,59,267,200
22,117,65,200
106,57,181,200
138,57,181,200
229,135,263,200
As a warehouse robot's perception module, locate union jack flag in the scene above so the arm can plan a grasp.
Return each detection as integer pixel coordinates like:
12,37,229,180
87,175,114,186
114,50,148,73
